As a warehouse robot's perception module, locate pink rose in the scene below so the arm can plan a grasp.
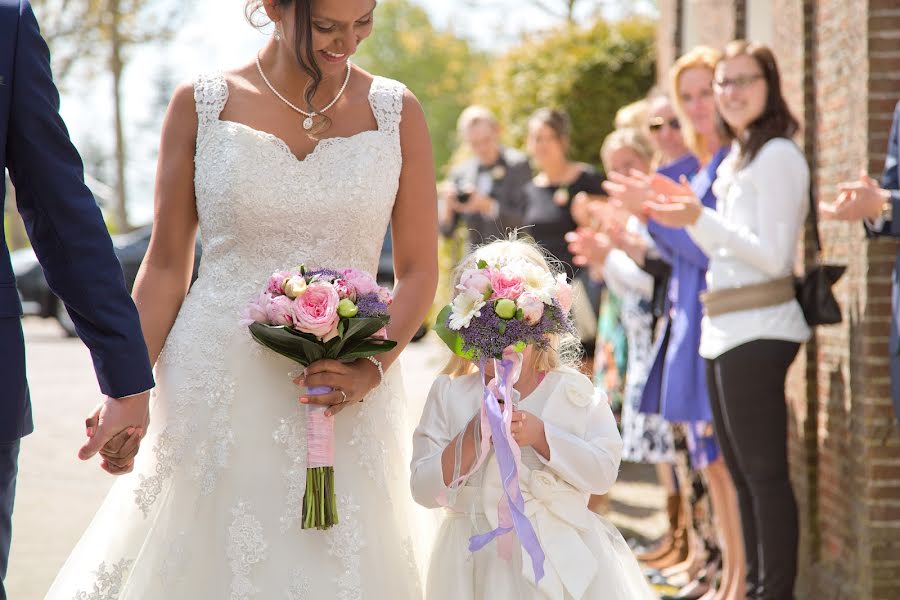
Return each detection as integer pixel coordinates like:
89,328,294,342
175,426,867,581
341,268,379,296
458,268,492,298
265,295,295,327
555,274,573,313
333,279,357,302
489,269,525,301
518,292,545,325
240,292,272,326
267,270,296,296
377,286,393,306
292,281,340,338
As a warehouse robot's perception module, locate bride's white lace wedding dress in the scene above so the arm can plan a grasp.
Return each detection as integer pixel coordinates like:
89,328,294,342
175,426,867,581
46,73,431,600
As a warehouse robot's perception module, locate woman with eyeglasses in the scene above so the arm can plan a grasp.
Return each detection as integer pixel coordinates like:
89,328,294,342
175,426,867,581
646,41,811,600
603,46,747,600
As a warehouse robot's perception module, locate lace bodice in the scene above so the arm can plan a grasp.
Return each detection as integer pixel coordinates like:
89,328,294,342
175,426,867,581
191,72,405,310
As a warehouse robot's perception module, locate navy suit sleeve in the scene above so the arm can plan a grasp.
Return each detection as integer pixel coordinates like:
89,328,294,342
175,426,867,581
6,1,154,398
875,102,900,237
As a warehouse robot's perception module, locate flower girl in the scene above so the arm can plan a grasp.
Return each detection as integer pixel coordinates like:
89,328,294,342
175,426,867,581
411,239,657,600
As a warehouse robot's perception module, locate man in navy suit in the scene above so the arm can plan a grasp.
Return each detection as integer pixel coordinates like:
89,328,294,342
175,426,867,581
1,1,155,593
824,100,900,427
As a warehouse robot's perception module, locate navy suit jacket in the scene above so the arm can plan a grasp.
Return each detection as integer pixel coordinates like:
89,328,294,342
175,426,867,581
1,0,154,442
867,101,900,356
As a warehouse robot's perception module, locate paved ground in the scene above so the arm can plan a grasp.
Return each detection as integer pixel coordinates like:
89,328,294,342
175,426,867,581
7,317,665,599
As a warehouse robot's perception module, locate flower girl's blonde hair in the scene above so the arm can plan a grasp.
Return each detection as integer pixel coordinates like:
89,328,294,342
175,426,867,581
440,235,581,378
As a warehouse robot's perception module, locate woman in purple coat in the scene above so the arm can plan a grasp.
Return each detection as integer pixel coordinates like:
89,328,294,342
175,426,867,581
604,46,746,600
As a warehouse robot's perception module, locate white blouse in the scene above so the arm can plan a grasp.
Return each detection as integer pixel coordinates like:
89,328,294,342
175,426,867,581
686,138,812,359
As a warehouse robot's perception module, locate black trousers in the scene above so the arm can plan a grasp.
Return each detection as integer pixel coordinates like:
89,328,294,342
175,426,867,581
0,440,20,600
705,340,800,600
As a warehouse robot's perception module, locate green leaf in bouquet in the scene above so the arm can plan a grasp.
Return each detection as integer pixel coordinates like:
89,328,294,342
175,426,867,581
498,320,508,335
515,308,525,321
477,259,488,269
337,320,347,339
340,316,389,343
433,305,477,360
337,338,398,362
249,323,324,366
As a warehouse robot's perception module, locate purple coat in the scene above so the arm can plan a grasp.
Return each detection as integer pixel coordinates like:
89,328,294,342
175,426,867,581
640,150,727,422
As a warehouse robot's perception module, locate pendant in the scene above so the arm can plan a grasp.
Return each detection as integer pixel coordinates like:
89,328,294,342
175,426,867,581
303,116,314,130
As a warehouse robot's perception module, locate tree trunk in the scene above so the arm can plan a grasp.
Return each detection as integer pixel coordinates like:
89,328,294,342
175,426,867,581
109,0,129,233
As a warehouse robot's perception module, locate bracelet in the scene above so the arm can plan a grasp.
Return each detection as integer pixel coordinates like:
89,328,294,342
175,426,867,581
366,356,385,387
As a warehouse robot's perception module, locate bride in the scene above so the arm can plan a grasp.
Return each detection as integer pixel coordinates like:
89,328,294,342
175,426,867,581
46,0,438,597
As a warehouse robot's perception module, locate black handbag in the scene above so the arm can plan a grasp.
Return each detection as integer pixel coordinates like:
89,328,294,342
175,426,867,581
795,187,846,326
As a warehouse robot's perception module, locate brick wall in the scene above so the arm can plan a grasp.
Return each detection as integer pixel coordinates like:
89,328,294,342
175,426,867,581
657,1,900,597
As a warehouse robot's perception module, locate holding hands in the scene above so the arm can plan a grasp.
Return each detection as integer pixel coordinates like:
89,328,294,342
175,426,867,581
81,391,151,475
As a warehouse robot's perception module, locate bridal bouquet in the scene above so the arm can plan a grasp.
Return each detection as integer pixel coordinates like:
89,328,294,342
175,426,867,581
433,257,576,583
241,266,396,530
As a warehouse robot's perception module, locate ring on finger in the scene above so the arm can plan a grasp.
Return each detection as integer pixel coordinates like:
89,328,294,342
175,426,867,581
339,389,348,403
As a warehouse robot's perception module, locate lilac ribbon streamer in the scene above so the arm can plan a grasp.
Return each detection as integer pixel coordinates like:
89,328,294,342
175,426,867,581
468,356,546,584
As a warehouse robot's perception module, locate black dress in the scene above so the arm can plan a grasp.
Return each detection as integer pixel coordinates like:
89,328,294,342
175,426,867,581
521,167,606,274
521,167,606,357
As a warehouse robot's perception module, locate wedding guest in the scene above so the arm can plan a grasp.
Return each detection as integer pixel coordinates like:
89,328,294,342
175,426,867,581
615,98,651,130
821,99,900,428
646,40,811,600
604,46,746,600
440,106,531,246
521,108,604,363
646,91,695,169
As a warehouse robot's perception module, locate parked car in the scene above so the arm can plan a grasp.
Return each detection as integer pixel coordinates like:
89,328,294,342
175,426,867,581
12,225,201,337
14,225,427,341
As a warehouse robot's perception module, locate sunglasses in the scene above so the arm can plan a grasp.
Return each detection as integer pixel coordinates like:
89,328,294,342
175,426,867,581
648,117,680,132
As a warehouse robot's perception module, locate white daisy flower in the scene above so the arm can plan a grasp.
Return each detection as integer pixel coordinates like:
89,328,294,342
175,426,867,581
518,262,557,304
449,288,487,330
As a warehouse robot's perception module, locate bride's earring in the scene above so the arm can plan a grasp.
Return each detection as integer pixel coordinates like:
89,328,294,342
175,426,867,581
273,23,282,42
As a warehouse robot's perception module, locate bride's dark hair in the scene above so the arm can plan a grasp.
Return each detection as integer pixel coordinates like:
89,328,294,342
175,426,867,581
245,1,324,125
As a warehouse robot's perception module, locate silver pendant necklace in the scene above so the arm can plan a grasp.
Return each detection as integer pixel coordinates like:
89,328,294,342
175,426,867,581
256,53,352,130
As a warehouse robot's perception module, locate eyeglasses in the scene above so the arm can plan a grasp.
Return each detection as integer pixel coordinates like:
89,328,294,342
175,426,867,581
648,117,680,132
713,73,764,92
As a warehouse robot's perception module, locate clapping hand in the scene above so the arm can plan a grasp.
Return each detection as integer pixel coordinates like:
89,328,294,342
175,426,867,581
643,175,704,228
566,228,613,267
602,169,652,217
820,170,889,221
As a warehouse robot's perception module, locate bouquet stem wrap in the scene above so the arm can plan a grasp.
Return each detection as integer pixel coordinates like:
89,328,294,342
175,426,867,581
459,352,546,583
301,385,339,530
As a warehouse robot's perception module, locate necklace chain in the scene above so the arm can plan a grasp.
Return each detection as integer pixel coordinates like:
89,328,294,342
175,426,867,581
255,53,352,129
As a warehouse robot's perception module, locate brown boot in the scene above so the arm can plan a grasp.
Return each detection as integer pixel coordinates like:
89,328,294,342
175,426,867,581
638,494,681,562
644,496,689,569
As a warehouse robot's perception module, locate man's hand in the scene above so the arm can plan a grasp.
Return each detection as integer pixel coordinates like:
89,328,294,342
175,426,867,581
821,171,889,221
79,391,150,475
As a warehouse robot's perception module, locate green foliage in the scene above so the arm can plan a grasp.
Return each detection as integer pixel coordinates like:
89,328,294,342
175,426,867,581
472,18,656,168
354,0,488,175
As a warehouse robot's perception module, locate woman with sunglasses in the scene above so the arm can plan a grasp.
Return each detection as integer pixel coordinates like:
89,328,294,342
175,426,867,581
604,46,747,600
647,92,692,168
646,41,811,600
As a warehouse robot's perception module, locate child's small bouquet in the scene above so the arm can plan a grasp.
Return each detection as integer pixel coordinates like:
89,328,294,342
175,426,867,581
241,266,396,530
434,252,576,583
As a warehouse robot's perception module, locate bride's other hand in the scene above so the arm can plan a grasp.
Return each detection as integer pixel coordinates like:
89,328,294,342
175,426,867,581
299,358,381,416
